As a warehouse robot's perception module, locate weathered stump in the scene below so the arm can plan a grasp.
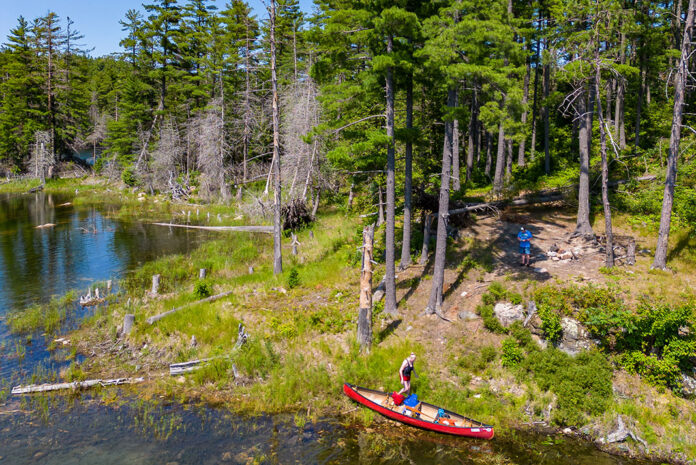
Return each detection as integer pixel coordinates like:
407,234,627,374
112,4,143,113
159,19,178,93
199,268,207,279
123,314,135,335
358,224,375,350
152,274,161,295
291,233,300,255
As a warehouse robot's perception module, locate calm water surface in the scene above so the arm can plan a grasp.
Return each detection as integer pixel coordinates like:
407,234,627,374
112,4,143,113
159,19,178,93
0,193,647,464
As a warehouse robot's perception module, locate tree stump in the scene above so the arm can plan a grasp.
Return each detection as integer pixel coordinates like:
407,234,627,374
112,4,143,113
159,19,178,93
199,268,207,279
152,274,161,295
291,233,300,255
626,238,636,266
358,224,375,350
248,266,254,274
123,314,135,335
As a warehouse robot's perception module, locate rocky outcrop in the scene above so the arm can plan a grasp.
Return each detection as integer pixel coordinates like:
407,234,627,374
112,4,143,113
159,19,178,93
493,302,525,327
681,372,696,398
557,317,598,355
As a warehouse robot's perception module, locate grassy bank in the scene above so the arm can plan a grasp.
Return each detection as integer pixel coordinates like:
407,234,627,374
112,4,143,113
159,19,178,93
4,177,695,464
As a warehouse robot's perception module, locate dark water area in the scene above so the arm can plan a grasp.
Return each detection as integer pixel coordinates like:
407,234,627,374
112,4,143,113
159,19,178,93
0,192,214,384
0,193,649,464
0,398,647,465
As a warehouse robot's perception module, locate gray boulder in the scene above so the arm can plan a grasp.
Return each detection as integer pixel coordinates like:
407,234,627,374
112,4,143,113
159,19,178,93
557,317,597,355
493,302,525,327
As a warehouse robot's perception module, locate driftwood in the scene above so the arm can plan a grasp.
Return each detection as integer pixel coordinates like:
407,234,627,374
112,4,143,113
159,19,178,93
169,324,248,375
28,184,44,193
146,289,235,325
12,377,144,395
35,223,56,229
152,223,273,233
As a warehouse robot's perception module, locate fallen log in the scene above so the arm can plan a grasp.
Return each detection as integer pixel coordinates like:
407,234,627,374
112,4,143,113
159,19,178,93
28,184,44,193
152,223,273,233
146,289,235,325
169,324,248,376
12,377,144,395
35,223,56,229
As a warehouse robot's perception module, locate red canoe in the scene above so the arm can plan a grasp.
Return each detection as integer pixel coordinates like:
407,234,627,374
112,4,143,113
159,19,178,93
343,383,494,439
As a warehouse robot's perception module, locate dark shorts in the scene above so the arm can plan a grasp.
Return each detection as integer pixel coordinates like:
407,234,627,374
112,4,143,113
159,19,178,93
520,245,530,255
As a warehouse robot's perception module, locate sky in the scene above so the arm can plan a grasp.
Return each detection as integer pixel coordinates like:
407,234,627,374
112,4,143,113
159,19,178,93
0,0,315,57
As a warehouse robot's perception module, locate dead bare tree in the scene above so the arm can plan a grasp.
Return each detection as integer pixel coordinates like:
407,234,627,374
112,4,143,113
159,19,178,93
28,131,53,183
281,78,320,200
150,117,183,192
192,99,230,200
269,0,283,275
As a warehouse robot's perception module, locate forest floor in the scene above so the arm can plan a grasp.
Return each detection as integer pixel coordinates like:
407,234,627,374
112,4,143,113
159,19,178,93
2,177,695,464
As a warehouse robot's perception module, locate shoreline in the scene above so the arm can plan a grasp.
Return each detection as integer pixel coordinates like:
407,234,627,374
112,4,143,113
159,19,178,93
0,176,694,465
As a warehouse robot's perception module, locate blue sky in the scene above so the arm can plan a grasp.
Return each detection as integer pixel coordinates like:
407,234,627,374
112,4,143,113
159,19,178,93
0,0,314,57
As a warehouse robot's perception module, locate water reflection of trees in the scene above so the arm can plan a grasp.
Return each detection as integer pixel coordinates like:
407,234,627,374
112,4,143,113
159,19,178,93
0,194,211,312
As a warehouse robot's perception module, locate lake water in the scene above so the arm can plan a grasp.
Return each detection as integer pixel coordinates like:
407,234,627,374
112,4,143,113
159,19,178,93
0,193,647,465
0,192,214,384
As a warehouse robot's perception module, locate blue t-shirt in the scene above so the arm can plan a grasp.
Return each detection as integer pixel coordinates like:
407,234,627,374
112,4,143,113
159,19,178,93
518,230,532,245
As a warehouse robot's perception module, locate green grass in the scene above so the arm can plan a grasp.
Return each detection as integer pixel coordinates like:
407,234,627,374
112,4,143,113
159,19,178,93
7,291,77,334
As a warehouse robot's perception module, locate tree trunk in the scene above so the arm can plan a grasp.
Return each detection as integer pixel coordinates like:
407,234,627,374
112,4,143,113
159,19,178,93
634,47,646,152
493,118,506,193
242,18,252,187
384,33,397,316
653,0,695,269
595,43,614,268
615,30,627,149
485,132,492,177
505,138,513,179
400,74,414,270
419,214,433,265
575,86,593,236
530,35,541,162
466,84,478,182
543,60,551,175
518,54,531,166
358,224,374,350
452,90,461,191
270,1,283,275
377,184,385,226
425,88,456,320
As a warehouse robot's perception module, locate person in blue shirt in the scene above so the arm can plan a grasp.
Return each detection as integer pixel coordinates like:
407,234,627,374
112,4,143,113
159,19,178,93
517,227,533,267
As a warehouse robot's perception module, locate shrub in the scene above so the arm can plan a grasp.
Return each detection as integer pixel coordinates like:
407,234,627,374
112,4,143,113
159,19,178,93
538,305,563,343
521,349,612,426
477,304,507,334
287,268,301,289
121,166,138,186
501,338,523,367
193,281,212,299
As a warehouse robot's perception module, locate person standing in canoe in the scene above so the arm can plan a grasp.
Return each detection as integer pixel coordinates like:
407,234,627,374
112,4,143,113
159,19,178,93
397,353,417,395
518,227,533,267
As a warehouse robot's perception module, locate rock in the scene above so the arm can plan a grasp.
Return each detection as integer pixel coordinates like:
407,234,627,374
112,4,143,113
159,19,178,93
547,251,558,258
531,334,547,349
460,291,469,297
562,427,573,434
603,416,629,444
458,311,479,321
494,302,525,327
533,267,548,273
681,373,696,397
558,317,596,355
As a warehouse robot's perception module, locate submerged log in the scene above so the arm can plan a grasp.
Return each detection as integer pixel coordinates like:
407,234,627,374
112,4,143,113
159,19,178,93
146,290,235,325
12,377,144,395
152,223,273,233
